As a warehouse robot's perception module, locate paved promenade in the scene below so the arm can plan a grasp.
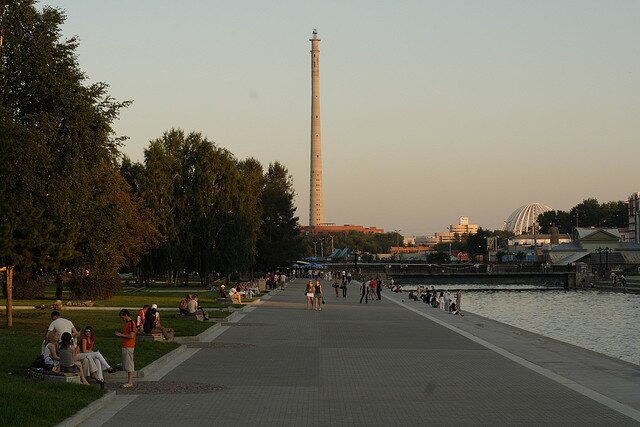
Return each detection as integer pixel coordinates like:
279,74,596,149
84,279,640,426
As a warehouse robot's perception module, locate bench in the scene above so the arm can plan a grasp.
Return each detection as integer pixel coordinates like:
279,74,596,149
137,333,165,342
29,369,82,384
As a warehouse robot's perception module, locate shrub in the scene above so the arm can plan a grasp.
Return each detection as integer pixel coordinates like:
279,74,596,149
12,271,47,299
67,275,122,300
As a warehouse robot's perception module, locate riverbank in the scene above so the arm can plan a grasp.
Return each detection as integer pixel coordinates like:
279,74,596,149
383,290,640,414
85,279,639,425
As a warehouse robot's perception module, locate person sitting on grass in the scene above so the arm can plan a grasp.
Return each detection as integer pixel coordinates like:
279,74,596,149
80,326,116,382
58,332,91,385
229,285,242,304
188,294,198,314
179,294,191,315
43,331,60,372
219,284,227,298
135,305,148,333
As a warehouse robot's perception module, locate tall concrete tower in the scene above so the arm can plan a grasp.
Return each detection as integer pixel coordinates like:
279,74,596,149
309,29,324,227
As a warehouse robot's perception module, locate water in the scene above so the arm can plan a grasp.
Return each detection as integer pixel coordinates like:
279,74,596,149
402,283,640,365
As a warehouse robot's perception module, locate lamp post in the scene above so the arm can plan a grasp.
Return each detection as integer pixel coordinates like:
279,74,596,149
313,241,317,258
604,247,611,272
329,234,335,254
320,239,324,258
596,247,603,277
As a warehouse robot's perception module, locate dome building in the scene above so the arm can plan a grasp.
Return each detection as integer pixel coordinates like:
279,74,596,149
504,203,552,236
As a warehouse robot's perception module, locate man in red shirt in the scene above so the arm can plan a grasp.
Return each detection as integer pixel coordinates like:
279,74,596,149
116,308,136,388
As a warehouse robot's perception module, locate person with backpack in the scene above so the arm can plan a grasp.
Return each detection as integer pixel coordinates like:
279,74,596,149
116,309,136,388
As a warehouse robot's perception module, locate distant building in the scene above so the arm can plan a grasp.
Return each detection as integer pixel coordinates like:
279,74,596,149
507,233,572,249
628,192,640,243
504,203,552,236
390,245,433,254
403,236,416,246
544,227,640,267
430,216,479,243
303,224,385,235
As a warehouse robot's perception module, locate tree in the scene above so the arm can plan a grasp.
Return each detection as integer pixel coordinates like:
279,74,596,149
0,2,149,277
537,210,572,234
256,162,301,270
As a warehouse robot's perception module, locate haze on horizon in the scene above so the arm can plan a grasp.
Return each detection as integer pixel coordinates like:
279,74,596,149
51,0,640,236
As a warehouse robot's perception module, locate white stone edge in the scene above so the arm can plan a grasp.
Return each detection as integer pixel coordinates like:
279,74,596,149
55,391,116,427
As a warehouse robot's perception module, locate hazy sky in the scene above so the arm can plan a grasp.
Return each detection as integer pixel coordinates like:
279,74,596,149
50,0,639,236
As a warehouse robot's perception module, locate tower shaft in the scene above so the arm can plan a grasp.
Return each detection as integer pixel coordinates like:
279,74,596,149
309,31,324,227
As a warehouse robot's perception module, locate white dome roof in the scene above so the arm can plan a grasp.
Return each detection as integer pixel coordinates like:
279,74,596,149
504,203,552,235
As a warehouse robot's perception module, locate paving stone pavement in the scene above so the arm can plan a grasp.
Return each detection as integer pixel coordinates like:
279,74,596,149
97,279,639,426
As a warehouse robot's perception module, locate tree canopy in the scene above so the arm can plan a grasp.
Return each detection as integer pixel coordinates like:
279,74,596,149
0,1,154,274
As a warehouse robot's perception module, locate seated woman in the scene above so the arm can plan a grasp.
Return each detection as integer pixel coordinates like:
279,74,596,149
58,332,91,385
219,284,227,298
43,330,60,372
80,326,115,382
229,286,242,304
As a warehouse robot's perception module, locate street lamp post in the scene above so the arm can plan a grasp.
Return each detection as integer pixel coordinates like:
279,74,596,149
329,234,334,254
313,241,317,258
320,239,324,258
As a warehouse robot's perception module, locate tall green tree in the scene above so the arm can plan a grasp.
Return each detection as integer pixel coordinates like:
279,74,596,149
0,2,151,275
256,162,301,270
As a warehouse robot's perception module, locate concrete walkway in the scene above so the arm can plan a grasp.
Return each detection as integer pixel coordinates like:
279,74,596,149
83,279,640,426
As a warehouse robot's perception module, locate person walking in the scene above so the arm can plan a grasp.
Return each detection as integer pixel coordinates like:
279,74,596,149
314,280,324,311
376,277,382,300
306,280,315,310
360,279,369,304
116,309,136,388
341,277,348,298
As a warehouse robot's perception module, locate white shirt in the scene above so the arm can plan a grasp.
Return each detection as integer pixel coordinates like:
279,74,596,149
47,317,75,341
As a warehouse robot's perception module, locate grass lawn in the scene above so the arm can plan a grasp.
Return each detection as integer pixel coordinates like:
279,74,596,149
13,291,260,309
0,308,229,426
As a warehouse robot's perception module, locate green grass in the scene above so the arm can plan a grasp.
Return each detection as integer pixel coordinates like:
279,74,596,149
13,291,261,309
0,308,231,426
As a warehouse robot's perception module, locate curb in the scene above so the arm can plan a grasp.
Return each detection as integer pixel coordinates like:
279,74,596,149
55,391,116,427
137,344,187,378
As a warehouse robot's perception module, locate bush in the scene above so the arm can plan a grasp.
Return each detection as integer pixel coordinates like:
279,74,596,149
67,275,122,300
12,271,47,299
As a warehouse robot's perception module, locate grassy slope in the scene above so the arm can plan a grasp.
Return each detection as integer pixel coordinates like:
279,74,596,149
0,308,230,426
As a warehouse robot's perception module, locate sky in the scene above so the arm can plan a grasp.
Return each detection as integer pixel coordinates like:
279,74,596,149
49,0,640,236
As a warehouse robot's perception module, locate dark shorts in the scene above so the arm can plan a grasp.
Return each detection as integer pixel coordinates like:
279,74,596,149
61,364,79,373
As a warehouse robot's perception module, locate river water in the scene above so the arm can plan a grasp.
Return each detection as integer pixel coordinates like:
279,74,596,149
400,282,640,366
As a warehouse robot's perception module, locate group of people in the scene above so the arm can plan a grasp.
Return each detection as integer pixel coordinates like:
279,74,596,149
359,277,382,304
178,294,210,319
330,270,352,298
40,309,136,388
266,272,287,290
135,303,174,342
219,282,256,303
408,287,464,316
305,279,324,310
